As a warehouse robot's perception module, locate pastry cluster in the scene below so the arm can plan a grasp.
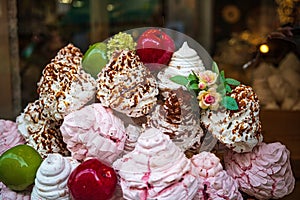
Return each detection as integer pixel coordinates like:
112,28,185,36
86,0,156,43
0,28,295,200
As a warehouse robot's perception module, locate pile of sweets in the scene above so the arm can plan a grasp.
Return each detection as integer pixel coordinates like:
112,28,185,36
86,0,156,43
0,28,295,200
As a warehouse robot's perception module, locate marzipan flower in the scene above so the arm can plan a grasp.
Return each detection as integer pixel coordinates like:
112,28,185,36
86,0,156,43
197,70,218,87
197,86,221,110
170,62,239,111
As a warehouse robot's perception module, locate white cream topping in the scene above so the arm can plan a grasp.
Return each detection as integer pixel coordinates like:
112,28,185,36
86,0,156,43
31,154,79,200
157,41,205,92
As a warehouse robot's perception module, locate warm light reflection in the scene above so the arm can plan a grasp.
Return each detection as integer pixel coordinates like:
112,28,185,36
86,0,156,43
58,0,73,4
107,4,114,12
259,44,269,53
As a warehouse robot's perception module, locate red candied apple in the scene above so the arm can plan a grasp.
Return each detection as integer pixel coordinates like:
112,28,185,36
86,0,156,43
136,28,175,71
67,158,117,200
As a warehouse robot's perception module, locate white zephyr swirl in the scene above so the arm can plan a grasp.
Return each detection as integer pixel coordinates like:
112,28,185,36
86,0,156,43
31,154,78,200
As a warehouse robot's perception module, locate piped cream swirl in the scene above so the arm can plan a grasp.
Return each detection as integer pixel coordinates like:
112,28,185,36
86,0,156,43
31,154,79,200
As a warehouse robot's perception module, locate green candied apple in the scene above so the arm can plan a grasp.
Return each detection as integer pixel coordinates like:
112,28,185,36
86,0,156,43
82,42,108,78
0,144,43,191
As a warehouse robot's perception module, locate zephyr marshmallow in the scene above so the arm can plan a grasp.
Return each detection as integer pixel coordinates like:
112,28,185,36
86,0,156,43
113,127,199,199
157,41,205,92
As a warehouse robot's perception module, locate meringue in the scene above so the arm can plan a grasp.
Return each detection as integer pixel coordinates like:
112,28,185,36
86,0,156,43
16,100,69,158
224,142,295,199
113,127,199,200
0,119,25,155
60,103,126,164
157,41,205,92
31,154,79,200
191,152,242,200
147,89,203,156
96,50,158,117
37,44,96,121
201,84,263,153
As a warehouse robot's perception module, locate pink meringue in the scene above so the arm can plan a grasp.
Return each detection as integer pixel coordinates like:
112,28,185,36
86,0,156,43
113,127,199,200
191,152,242,200
0,119,25,155
0,183,31,200
224,142,295,199
191,151,223,178
60,103,126,164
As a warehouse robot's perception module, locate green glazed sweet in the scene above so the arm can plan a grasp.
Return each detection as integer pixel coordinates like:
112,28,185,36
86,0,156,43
0,144,43,191
82,42,108,78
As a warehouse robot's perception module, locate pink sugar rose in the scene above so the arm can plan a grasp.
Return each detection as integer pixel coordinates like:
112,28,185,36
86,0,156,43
197,87,221,110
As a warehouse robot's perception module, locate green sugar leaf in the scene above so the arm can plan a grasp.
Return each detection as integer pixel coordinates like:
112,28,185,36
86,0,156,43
189,83,199,90
212,61,220,74
225,84,232,93
217,84,226,95
225,78,240,86
170,75,189,86
219,70,226,84
222,96,239,110
188,73,198,82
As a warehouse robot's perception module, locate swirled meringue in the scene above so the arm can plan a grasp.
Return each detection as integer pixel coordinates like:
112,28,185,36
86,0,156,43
0,182,31,200
224,142,295,199
37,44,96,121
191,152,242,200
147,88,203,156
0,119,25,155
96,50,158,118
201,85,263,153
113,127,199,200
60,103,126,164
157,41,205,92
16,100,70,158
31,154,79,200
191,151,223,178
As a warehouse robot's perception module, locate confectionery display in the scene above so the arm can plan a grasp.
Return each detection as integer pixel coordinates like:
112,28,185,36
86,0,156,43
0,27,296,199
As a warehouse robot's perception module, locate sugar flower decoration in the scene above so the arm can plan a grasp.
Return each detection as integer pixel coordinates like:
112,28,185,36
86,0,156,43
170,62,240,111
197,86,221,110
